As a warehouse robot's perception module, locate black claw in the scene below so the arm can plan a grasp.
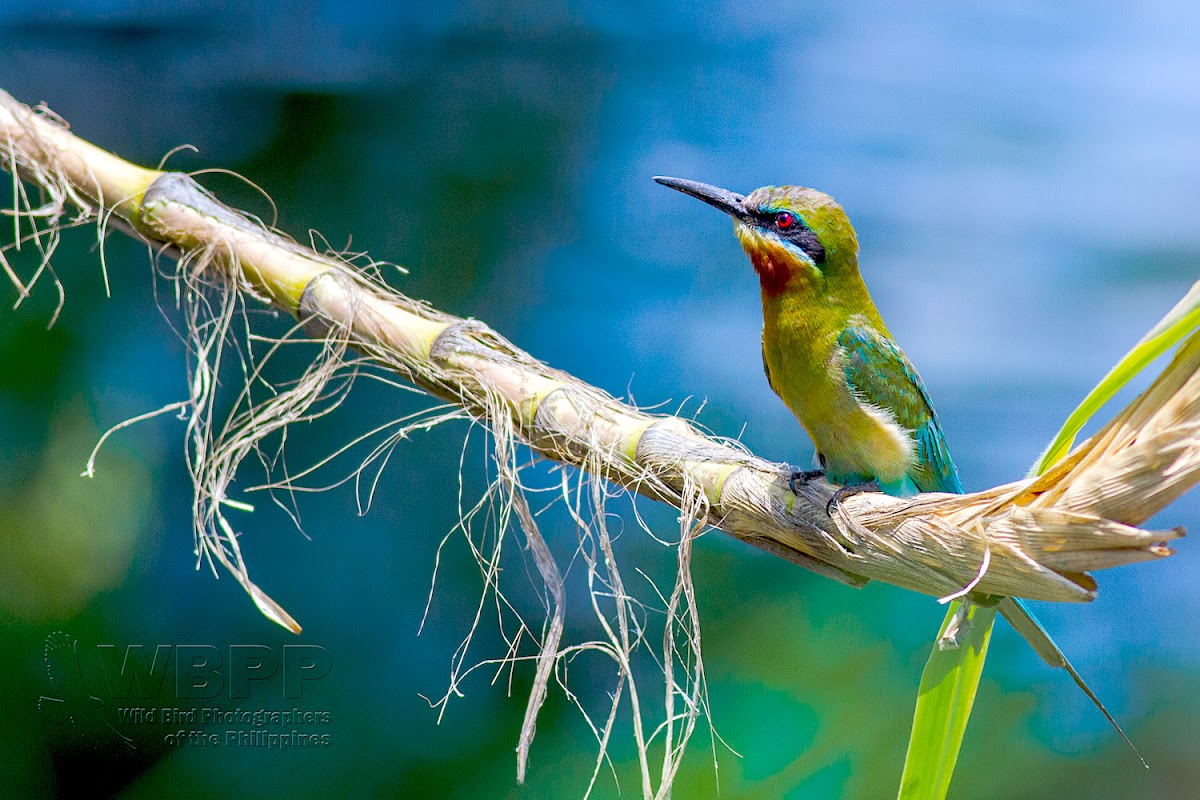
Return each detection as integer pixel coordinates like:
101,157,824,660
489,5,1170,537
788,469,826,494
825,481,881,515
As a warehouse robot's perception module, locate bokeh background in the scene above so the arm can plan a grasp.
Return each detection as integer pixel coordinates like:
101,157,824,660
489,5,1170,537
2,1,1199,797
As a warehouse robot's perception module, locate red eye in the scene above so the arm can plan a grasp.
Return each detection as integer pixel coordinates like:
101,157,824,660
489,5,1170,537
775,211,795,229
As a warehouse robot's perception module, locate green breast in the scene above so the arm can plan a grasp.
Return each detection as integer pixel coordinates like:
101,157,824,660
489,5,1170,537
761,295,922,492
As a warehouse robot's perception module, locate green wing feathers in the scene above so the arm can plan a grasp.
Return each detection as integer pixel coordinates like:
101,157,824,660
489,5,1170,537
837,326,963,494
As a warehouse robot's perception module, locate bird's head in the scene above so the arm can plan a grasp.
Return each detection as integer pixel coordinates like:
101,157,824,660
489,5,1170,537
654,177,860,297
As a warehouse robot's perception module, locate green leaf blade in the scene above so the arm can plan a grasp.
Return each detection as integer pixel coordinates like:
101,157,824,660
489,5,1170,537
896,279,1200,800
897,602,997,800
1031,278,1200,476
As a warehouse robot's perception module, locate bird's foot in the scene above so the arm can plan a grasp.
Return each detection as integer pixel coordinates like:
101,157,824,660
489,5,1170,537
825,481,881,515
787,469,826,494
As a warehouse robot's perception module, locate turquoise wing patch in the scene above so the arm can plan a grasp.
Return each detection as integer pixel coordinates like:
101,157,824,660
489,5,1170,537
837,325,963,494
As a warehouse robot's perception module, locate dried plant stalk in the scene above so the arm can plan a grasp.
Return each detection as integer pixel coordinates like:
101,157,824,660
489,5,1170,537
0,87,1188,612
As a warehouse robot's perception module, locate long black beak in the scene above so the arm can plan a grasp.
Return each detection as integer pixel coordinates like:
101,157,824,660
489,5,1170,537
653,176,751,222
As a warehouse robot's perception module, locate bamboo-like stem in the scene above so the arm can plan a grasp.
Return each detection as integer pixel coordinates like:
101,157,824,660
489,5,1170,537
0,88,1190,609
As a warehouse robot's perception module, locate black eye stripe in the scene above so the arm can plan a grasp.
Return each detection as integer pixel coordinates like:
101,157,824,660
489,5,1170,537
755,208,826,265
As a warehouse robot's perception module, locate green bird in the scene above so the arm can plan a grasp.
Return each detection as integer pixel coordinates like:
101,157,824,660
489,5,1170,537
653,175,1138,754
653,176,959,497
